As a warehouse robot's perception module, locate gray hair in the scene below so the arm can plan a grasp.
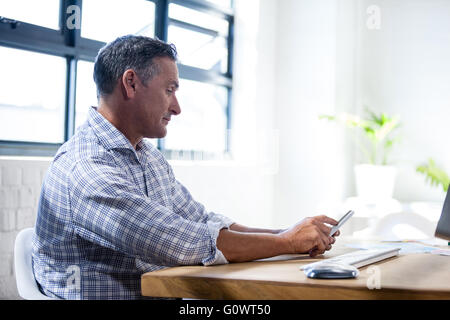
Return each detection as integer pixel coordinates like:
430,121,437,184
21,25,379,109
93,35,178,98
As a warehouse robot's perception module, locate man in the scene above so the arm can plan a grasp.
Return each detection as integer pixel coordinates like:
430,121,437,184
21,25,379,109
32,35,339,300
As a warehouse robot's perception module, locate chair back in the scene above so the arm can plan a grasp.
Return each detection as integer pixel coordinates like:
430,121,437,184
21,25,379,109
14,228,56,300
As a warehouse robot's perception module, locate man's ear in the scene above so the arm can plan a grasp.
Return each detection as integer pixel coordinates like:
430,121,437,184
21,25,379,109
121,69,138,99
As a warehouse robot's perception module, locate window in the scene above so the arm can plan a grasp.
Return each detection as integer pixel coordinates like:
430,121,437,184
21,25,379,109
81,0,155,43
0,1,60,30
163,0,233,158
0,0,234,159
164,79,228,153
168,3,229,73
74,60,95,130
0,47,66,143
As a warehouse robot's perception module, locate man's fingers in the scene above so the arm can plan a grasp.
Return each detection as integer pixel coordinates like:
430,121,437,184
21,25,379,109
318,228,334,253
309,246,322,257
330,230,340,237
309,243,331,257
309,248,319,257
316,231,329,252
312,222,334,245
312,220,332,235
315,215,338,226
307,225,336,257
320,230,333,248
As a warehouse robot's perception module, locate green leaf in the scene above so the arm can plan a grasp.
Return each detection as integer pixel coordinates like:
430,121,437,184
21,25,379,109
319,108,401,165
318,114,336,121
416,158,450,192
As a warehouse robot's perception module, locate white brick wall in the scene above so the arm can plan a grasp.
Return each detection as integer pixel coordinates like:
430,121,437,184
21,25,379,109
0,157,51,299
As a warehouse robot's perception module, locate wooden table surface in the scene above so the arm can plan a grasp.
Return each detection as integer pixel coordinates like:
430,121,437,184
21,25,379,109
141,243,450,300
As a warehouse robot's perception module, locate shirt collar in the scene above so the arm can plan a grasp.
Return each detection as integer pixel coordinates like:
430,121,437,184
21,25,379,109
88,106,136,151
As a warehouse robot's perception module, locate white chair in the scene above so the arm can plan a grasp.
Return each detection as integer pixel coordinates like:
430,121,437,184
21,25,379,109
14,228,57,300
372,211,437,240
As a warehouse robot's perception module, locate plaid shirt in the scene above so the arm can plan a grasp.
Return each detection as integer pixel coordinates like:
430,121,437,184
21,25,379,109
32,106,234,300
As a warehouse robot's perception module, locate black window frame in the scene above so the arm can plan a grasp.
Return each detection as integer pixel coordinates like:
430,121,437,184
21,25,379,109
0,0,234,159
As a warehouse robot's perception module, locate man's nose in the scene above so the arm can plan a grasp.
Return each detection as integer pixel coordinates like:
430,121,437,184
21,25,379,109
170,95,181,115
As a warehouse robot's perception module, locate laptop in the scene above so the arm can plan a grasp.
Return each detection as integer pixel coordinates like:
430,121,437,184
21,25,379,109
435,185,450,241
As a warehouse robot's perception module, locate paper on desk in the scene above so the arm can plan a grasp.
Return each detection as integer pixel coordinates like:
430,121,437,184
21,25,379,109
415,238,449,246
345,242,437,254
379,237,448,246
431,248,450,256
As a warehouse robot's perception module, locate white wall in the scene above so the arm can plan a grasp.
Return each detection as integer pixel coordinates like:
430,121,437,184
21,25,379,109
0,157,50,299
271,0,450,226
356,0,450,202
272,0,356,228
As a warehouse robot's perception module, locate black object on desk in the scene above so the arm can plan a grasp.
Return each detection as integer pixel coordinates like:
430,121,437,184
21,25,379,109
435,184,450,242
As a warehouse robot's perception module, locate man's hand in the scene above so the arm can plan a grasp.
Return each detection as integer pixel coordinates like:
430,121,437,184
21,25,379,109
279,215,339,257
216,215,340,263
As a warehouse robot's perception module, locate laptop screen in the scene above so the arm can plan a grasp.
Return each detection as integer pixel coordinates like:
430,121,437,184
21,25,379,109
435,185,450,241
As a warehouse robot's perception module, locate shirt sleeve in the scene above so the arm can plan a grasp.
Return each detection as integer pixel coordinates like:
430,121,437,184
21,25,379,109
67,154,227,267
167,164,235,265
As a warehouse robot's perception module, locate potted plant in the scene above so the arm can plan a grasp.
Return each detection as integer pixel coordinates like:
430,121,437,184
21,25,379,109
320,109,401,202
416,158,449,193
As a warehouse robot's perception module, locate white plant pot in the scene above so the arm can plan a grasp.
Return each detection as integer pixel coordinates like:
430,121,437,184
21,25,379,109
354,164,397,202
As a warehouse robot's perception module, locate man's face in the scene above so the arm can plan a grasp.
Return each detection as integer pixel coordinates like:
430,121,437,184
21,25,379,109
134,56,180,139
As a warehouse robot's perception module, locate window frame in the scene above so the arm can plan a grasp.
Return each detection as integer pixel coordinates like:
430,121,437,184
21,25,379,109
0,0,234,159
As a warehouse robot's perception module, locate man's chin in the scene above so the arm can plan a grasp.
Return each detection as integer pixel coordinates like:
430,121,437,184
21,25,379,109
146,129,167,139
155,129,167,139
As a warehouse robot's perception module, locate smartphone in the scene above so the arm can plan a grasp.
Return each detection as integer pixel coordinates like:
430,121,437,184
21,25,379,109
329,210,354,236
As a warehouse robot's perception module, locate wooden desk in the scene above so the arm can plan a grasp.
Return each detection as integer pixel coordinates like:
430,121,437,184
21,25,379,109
141,245,450,300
